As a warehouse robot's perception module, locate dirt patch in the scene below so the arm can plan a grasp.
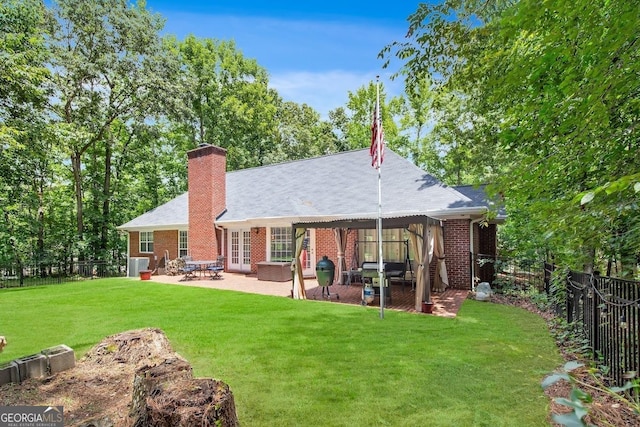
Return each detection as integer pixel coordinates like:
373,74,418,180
0,328,237,426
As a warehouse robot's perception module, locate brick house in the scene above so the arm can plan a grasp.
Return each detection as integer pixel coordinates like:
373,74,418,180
118,144,503,303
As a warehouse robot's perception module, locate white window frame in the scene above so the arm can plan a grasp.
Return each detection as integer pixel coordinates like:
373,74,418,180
269,226,292,262
179,230,189,257
358,228,409,262
139,231,154,253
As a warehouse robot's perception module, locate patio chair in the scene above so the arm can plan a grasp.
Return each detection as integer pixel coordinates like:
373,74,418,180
178,256,197,281
206,256,224,279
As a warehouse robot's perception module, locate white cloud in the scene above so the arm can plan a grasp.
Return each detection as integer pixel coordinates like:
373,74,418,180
158,10,408,117
270,70,404,118
270,70,368,117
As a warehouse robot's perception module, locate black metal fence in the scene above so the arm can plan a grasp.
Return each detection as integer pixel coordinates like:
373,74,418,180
545,263,640,386
474,255,640,386
472,253,546,292
0,260,126,288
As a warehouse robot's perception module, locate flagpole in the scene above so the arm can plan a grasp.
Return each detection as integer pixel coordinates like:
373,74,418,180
375,76,384,319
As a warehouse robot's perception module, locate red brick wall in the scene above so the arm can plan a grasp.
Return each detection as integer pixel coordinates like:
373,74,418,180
249,227,267,274
312,229,359,271
187,144,226,260
154,230,179,269
243,228,352,276
128,230,179,270
128,231,153,270
443,219,471,289
314,229,337,266
128,232,151,269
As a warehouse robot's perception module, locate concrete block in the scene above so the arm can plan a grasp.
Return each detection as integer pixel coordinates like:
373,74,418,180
0,361,19,385
15,353,48,381
42,344,75,374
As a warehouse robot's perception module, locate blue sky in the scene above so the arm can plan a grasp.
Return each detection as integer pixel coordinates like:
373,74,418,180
144,1,418,117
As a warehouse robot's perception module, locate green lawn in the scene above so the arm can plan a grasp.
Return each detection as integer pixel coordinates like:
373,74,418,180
0,279,562,426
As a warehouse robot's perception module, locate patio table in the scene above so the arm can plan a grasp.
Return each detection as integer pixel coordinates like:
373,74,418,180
184,260,218,279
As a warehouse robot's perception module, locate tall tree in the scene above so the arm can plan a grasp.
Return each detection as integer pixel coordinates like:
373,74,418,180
45,0,176,261
0,0,50,274
384,0,640,273
271,100,338,162
336,82,399,153
389,76,444,180
171,35,280,170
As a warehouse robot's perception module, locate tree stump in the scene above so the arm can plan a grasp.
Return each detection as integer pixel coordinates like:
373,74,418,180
130,358,238,426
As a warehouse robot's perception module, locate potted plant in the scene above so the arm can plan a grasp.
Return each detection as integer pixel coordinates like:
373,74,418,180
422,301,434,313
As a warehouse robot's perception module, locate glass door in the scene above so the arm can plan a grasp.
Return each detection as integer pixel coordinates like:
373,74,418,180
229,229,251,272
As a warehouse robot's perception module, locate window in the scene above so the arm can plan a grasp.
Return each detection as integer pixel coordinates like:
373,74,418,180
242,230,251,265
270,227,292,262
179,231,188,257
358,228,410,263
139,231,154,253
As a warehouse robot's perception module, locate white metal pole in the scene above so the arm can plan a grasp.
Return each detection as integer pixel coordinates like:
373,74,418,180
376,77,384,319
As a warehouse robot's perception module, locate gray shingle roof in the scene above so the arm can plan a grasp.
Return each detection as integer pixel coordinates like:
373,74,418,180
118,148,492,230
119,192,189,230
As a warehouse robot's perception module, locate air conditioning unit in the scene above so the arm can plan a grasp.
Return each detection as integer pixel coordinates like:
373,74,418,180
128,257,150,277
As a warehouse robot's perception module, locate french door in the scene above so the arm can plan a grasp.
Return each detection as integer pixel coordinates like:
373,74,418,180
229,229,251,272
301,229,316,277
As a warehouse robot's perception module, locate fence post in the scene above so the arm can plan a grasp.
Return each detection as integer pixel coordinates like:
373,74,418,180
566,271,573,324
590,274,600,358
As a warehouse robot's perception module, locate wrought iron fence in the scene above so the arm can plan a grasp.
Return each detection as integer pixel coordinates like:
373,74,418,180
0,260,126,288
471,253,545,292
546,263,640,386
475,256,640,386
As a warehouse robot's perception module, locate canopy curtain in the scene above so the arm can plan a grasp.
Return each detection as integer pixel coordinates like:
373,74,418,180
333,228,349,284
430,224,449,292
292,227,307,299
408,223,431,311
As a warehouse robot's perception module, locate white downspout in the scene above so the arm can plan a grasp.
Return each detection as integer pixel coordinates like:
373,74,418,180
215,223,225,258
126,231,131,277
469,218,483,291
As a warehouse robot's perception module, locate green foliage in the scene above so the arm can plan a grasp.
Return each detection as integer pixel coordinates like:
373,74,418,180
384,0,640,273
0,0,51,266
543,360,640,426
542,361,594,427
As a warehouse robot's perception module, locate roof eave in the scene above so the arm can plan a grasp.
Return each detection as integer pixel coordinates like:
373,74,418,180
116,223,189,232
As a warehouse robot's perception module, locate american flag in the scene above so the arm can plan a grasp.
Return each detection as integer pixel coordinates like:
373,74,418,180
370,99,384,168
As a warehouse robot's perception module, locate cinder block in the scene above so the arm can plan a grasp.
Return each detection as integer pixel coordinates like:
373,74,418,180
15,353,48,381
41,344,75,374
0,361,19,385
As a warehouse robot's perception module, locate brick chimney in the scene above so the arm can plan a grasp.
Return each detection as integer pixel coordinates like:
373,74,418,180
187,144,226,260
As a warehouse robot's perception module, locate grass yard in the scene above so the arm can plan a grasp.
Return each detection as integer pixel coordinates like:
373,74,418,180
0,278,562,426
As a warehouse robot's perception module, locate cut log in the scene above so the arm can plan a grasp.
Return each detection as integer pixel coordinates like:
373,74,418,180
130,358,238,426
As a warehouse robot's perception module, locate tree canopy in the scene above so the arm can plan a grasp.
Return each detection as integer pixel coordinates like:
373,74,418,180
383,0,639,274
0,0,342,267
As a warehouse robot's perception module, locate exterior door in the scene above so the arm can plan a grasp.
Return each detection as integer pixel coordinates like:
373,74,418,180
229,229,251,272
302,229,316,277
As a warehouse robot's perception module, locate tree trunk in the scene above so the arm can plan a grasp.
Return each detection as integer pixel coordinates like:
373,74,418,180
100,136,112,264
71,152,85,260
129,359,238,427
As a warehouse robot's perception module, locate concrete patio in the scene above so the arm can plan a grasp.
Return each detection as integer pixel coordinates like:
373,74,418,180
146,271,468,318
